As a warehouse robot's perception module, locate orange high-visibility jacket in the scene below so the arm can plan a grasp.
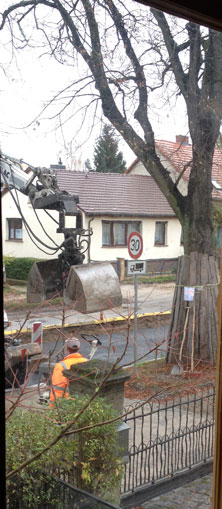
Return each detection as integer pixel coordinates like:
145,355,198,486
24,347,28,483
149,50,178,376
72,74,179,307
49,353,87,408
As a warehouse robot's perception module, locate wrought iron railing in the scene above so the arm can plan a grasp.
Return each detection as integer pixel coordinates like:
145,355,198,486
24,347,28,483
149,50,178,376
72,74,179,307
6,476,121,508
6,384,216,507
122,383,215,497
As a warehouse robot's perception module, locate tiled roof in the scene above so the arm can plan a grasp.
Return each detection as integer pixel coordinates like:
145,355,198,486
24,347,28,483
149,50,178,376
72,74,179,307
56,171,175,217
126,140,222,200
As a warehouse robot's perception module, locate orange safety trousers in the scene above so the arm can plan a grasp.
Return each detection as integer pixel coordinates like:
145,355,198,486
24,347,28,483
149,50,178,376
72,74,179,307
49,353,87,408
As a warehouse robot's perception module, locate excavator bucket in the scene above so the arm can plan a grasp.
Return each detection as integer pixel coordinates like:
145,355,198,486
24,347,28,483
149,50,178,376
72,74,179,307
27,259,62,303
27,260,122,313
63,262,122,313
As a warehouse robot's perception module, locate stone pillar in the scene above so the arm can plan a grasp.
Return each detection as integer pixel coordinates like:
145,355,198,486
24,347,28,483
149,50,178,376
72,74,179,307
66,358,131,461
64,359,131,505
64,358,130,414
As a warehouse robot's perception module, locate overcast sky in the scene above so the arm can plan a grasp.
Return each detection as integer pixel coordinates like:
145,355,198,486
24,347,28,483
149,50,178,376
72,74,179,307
0,2,189,170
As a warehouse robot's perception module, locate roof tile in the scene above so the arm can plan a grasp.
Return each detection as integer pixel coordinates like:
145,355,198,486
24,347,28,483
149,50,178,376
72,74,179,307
126,140,222,199
56,171,175,217
155,140,222,199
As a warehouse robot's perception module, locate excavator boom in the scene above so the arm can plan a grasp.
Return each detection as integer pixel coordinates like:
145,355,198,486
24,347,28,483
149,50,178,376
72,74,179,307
2,153,122,313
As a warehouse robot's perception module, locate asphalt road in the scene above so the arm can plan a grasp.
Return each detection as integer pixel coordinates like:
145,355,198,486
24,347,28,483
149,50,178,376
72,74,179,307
44,324,167,364
5,282,173,386
28,323,169,386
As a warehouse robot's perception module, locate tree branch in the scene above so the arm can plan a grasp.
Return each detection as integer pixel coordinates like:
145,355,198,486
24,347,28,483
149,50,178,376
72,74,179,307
0,0,54,30
151,8,188,98
105,0,154,145
1,0,186,221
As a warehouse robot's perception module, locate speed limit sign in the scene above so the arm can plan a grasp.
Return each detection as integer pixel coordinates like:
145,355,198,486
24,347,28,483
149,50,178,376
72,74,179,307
128,231,143,259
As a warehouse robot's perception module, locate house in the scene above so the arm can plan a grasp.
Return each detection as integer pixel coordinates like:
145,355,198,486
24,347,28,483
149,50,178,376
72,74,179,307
3,136,221,270
1,169,183,271
127,135,222,199
56,171,184,264
126,135,222,246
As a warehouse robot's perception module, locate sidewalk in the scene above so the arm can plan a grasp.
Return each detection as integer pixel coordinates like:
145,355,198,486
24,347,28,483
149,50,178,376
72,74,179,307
6,282,174,333
141,473,213,508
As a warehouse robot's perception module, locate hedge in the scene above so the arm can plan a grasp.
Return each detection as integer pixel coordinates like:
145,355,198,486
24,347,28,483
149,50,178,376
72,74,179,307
6,396,122,507
3,256,44,281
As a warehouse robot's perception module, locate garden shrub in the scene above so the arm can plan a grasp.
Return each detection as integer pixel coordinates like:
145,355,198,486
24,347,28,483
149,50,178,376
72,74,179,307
6,395,122,507
52,397,123,501
3,256,43,281
6,408,68,507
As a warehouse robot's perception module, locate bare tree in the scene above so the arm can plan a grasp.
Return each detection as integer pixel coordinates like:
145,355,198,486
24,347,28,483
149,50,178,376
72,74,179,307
1,0,222,364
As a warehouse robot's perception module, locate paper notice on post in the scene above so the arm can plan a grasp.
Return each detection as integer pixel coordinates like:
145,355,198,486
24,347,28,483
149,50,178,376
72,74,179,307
184,287,195,301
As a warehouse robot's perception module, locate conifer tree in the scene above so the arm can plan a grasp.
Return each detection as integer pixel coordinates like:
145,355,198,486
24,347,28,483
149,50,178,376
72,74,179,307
93,124,126,173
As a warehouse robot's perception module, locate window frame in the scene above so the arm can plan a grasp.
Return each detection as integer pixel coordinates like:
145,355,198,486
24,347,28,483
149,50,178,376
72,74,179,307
154,221,167,246
7,218,23,241
102,220,141,247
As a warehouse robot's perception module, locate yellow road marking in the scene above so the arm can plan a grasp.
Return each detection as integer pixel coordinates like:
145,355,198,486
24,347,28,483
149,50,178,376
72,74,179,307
4,310,171,335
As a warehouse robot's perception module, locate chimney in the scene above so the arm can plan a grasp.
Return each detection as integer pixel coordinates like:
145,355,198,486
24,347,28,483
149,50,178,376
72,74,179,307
50,162,66,170
176,135,189,145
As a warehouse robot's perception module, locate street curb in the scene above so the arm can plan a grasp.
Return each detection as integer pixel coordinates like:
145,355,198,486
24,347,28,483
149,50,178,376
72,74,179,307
4,310,171,336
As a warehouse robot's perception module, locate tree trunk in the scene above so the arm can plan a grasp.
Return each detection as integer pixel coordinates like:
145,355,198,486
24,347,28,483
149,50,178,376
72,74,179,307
167,252,219,366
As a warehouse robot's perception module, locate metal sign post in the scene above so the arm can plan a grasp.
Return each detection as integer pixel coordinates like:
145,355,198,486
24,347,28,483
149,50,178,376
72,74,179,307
133,274,138,374
128,232,143,374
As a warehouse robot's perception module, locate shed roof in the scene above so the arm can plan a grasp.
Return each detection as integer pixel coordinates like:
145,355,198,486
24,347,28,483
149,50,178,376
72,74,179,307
56,171,175,217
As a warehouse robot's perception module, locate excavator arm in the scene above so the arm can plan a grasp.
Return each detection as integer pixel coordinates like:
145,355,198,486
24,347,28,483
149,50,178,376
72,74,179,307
1,152,79,213
1,153,122,313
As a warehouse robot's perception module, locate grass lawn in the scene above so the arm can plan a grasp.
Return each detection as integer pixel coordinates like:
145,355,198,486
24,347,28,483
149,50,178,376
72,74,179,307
122,274,176,284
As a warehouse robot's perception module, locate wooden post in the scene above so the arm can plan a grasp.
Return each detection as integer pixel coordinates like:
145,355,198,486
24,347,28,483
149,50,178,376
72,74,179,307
212,259,222,508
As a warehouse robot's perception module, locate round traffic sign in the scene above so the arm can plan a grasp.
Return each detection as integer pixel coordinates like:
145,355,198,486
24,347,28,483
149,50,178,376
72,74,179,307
128,232,143,259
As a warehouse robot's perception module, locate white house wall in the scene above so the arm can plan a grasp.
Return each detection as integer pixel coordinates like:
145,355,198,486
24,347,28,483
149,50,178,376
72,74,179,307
129,160,149,176
88,215,184,262
2,192,184,263
2,190,78,259
157,150,188,196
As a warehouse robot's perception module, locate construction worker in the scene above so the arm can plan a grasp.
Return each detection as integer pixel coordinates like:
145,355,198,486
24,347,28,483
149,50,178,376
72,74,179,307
49,337,87,408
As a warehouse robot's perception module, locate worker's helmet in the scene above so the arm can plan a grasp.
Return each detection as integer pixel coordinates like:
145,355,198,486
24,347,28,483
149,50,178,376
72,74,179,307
65,337,80,352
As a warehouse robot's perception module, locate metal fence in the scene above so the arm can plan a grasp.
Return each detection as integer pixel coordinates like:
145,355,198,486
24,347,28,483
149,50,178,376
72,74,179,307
7,384,216,508
121,383,215,502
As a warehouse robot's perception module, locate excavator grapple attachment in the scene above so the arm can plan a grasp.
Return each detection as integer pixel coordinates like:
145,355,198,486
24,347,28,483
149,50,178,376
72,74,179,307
27,259,62,303
63,262,122,313
27,260,122,313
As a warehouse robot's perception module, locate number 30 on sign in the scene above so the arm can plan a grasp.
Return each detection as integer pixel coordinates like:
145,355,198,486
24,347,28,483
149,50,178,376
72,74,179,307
128,232,143,259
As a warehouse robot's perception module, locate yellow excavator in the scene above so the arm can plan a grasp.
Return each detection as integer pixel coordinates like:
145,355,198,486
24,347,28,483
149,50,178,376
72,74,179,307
1,153,122,313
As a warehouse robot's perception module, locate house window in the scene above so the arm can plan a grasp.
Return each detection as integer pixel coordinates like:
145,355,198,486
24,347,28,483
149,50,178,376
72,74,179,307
155,221,167,246
102,221,141,246
7,218,23,240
